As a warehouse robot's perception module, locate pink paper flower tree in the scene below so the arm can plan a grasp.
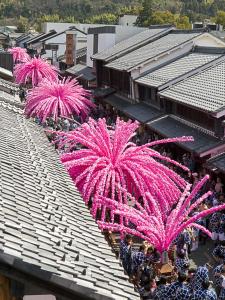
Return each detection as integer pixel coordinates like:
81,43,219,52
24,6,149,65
14,57,58,86
60,118,193,208
25,77,95,123
8,47,30,63
96,176,225,253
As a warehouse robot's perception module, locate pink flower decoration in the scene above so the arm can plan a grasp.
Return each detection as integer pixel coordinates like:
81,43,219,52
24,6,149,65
14,57,58,86
25,77,95,123
8,47,30,63
60,118,193,207
96,175,225,253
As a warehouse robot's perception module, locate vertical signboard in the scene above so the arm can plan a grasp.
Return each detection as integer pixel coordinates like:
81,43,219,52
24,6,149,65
66,31,77,66
66,33,74,66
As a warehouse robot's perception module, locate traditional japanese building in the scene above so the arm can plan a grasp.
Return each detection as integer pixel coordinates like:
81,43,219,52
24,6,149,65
0,95,138,300
92,28,225,160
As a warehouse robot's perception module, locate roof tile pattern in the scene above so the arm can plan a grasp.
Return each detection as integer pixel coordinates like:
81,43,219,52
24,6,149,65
92,28,169,61
0,107,138,300
136,53,220,87
159,59,225,112
0,78,19,91
206,152,225,172
106,32,201,71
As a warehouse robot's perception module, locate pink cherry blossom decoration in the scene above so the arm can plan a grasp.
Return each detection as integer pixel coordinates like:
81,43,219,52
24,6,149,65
60,117,193,207
96,175,225,253
14,57,58,86
8,47,30,63
25,77,95,123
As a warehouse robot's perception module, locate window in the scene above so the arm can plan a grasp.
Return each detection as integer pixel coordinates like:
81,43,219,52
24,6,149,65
138,85,159,108
138,85,145,100
110,69,130,95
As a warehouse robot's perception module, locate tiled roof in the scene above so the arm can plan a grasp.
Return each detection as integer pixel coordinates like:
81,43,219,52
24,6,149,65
0,78,19,91
104,94,130,111
106,32,202,71
59,47,87,63
206,152,225,172
147,115,224,155
122,102,163,123
0,106,139,300
66,64,95,81
25,30,56,45
136,52,221,88
0,66,13,78
0,91,23,109
159,58,225,112
92,27,172,62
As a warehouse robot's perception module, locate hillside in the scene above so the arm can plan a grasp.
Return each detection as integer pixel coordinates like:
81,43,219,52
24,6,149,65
0,0,225,30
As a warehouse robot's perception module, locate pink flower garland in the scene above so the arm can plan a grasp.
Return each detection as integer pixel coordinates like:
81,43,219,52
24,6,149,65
25,77,95,123
8,47,30,63
96,176,225,253
14,57,58,86
59,118,193,209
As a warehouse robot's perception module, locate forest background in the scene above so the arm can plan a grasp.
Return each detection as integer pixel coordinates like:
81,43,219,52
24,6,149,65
0,0,225,32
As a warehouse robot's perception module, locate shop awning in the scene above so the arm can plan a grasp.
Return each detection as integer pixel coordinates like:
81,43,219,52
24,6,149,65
206,153,225,173
122,102,163,123
147,115,225,156
104,93,130,111
66,64,96,81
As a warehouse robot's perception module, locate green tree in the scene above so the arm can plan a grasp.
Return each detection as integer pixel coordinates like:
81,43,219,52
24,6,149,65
215,10,225,27
176,15,191,29
135,0,154,26
151,10,176,25
86,13,118,24
35,14,61,31
17,16,30,32
143,10,191,29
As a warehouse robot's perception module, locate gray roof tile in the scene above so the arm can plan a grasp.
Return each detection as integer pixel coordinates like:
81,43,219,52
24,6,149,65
0,106,138,299
106,32,202,71
206,152,225,173
93,27,171,62
159,58,225,112
136,52,221,87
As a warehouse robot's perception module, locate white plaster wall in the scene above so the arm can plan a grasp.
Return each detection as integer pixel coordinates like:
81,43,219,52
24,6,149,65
87,34,94,67
98,33,115,53
118,15,138,26
194,33,225,47
87,33,116,67
43,22,145,43
132,42,193,79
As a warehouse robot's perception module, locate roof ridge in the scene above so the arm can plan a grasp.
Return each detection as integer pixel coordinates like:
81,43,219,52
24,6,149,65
158,54,225,93
92,26,173,62
157,52,225,91
126,32,203,71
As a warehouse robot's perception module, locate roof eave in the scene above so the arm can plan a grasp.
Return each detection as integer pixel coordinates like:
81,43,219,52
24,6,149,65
0,252,114,300
158,93,214,114
125,36,201,73
92,26,174,62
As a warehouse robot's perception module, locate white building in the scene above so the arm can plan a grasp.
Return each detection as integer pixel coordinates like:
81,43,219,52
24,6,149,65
118,14,138,26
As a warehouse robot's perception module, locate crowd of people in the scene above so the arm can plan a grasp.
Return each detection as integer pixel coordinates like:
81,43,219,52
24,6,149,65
120,233,225,299
26,97,225,299
118,170,225,300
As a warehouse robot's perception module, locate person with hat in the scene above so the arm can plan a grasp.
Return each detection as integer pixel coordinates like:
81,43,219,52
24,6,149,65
166,272,190,299
213,241,225,263
191,264,210,292
213,260,225,296
191,280,217,300
119,234,133,276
